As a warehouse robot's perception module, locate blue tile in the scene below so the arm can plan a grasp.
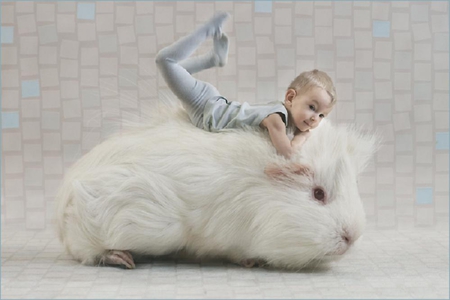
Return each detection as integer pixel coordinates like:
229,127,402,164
255,0,272,13
21,80,40,98
77,3,95,20
2,112,20,129
416,187,433,205
373,21,390,38
436,132,449,150
1,26,14,44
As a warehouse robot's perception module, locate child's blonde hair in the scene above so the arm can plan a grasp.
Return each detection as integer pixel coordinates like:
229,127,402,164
288,69,337,105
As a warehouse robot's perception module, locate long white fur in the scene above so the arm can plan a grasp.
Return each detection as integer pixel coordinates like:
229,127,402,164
55,107,378,270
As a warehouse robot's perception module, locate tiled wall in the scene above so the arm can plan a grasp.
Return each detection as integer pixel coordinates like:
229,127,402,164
1,1,449,230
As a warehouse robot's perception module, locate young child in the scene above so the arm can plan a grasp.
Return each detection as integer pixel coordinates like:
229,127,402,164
155,12,336,159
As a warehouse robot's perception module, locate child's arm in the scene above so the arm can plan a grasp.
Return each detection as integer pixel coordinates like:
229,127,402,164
260,114,293,159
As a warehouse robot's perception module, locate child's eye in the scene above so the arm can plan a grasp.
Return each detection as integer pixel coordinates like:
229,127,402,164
309,105,315,111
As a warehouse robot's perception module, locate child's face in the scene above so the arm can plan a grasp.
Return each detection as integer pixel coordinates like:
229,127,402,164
284,86,333,132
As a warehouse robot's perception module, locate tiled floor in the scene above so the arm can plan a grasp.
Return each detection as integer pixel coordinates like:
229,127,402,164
1,224,449,299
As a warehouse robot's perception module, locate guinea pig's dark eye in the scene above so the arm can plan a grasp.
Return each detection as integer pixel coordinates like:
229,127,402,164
313,187,326,203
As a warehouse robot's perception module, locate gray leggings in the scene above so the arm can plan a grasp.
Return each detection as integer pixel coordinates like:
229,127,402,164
155,27,222,128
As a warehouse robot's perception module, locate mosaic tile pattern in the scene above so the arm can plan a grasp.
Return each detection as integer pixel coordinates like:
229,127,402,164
1,225,448,299
1,1,449,230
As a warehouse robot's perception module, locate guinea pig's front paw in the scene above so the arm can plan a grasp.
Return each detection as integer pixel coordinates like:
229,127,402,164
239,258,267,268
99,250,136,269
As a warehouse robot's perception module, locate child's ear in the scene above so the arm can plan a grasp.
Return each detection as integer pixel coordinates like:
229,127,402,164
264,163,313,181
284,89,297,107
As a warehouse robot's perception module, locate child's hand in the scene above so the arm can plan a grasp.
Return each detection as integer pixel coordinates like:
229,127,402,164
291,130,312,150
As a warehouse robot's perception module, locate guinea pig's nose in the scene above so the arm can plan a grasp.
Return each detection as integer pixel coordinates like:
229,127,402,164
341,228,353,245
342,234,350,244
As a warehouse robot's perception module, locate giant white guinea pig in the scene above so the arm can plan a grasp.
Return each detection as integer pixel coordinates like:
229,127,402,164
55,108,377,270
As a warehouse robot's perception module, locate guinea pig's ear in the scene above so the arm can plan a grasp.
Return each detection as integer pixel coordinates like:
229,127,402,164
347,129,380,174
264,163,313,181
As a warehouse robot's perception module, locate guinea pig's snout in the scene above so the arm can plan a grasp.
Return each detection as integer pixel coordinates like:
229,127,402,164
341,228,353,245
332,227,359,256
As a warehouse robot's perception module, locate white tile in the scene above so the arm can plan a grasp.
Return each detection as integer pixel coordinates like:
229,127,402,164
374,81,392,100
373,62,391,80
254,17,272,35
435,112,449,130
26,190,45,209
24,168,44,187
435,174,449,193
296,37,315,55
22,122,41,140
431,14,449,33
353,9,371,29
335,82,353,101
411,4,429,22
416,146,433,164
334,19,351,37
394,72,411,91
22,99,41,118
395,155,413,173
377,167,394,184
237,47,256,66
376,124,395,142
238,70,256,88
394,32,412,50
372,2,390,20
274,26,292,45
336,61,354,79
415,124,433,142
5,156,24,174
60,40,79,59
436,153,449,173
414,63,432,81
257,59,276,78
393,112,411,131
116,5,136,25
59,59,79,78
315,8,332,26
392,13,409,31
414,43,431,61
23,144,42,162
435,72,449,91
413,104,431,123
60,80,80,100
315,27,333,45
434,53,449,71
336,39,354,57
374,41,392,59
43,133,61,151
234,3,251,23
117,25,135,45
77,23,96,42
355,50,372,68
295,2,313,15
274,8,292,26
395,176,413,195
412,23,431,41
394,51,412,70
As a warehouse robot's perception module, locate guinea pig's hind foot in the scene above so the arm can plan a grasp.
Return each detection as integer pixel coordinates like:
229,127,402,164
99,250,136,269
239,259,267,268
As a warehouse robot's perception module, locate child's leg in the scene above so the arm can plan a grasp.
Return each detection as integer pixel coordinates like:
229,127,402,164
155,12,229,127
180,33,229,74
